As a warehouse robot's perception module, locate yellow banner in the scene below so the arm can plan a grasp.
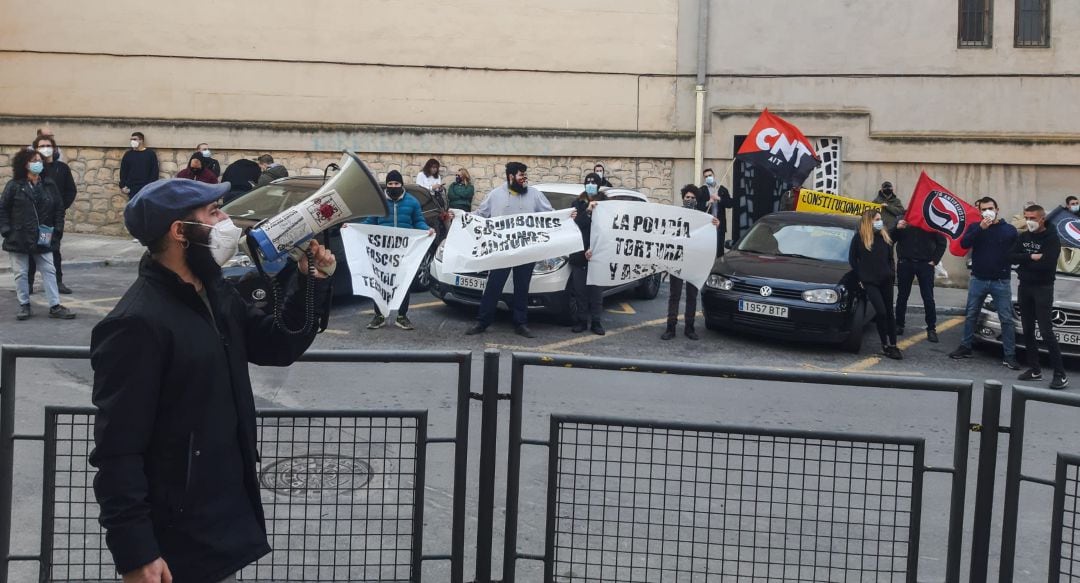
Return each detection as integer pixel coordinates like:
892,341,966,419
795,188,882,217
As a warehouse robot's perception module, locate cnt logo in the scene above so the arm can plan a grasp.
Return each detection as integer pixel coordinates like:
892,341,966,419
923,191,967,238
753,127,815,168
1057,218,1080,248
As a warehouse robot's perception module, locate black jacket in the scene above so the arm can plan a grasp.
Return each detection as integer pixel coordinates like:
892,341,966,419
90,256,329,583
891,226,947,264
696,184,734,240
43,160,77,209
1009,227,1061,285
849,231,896,285
0,177,64,253
569,196,600,267
200,155,221,177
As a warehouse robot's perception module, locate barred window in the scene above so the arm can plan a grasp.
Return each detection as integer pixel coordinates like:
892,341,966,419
959,0,993,47
1015,0,1051,47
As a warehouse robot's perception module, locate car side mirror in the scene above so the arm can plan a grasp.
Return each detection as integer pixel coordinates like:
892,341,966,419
724,240,734,250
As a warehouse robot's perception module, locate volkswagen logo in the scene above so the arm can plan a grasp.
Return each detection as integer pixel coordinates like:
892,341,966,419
1052,309,1068,327
759,286,773,297
253,289,268,301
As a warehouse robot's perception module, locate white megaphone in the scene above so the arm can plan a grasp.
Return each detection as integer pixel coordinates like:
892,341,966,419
243,150,388,274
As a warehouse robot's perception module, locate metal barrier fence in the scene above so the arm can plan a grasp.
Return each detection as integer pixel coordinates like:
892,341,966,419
0,345,472,583
999,385,1080,583
543,415,925,582
42,406,428,582
492,352,977,583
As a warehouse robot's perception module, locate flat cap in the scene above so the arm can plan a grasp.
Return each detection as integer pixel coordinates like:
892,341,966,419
124,179,230,245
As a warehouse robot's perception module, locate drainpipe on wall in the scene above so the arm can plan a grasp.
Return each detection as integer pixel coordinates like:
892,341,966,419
692,0,709,182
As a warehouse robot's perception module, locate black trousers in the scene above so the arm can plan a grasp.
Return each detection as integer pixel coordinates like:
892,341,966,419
667,276,697,329
374,289,410,317
569,264,603,324
1018,283,1065,376
864,281,897,346
28,248,63,285
895,259,936,330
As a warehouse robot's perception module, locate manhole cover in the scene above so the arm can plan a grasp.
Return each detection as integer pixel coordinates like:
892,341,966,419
259,455,373,499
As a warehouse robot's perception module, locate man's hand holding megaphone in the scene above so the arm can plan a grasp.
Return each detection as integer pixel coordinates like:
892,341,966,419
297,240,336,279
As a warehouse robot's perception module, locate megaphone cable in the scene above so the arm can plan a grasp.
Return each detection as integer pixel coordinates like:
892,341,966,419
246,230,318,335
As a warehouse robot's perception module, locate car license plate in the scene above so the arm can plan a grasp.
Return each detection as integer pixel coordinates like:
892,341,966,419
455,275,486,291
738,300,788,319
1035,328,1080,345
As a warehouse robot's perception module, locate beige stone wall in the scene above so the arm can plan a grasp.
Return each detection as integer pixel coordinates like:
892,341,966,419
0,146,674,235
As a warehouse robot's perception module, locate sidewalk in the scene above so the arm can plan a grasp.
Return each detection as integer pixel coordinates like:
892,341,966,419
0,233,972,313
0,233,145,275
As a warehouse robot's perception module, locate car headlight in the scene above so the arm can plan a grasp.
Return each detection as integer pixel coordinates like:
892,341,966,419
802,288,839,304
706,275,734,290
223,252,253,269
435,241,445,262
533,257,567,275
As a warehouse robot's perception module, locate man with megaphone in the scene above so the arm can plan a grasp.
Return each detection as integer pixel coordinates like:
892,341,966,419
88,179,336,583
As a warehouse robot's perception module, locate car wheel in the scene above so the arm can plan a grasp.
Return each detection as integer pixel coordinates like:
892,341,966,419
840,325,864,354
412,250,436,292
635,273,662,299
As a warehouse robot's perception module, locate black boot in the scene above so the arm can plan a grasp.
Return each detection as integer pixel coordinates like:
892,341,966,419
661,324,676,340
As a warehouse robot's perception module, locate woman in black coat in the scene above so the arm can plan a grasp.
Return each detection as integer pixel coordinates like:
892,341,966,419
849,209,900,359
28,135,76,293
0,148,75,320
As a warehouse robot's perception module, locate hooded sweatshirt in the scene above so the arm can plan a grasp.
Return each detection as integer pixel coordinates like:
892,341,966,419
177,153,220,184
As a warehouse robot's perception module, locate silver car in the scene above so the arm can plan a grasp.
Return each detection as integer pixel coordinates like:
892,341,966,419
975,245,1080,357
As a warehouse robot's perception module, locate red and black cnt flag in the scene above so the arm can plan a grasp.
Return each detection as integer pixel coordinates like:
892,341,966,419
902,172,982,257
735,109,821,187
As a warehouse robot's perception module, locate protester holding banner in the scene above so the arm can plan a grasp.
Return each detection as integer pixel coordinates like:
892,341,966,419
1009,205,1068,389
568,173,607,335
698,168,734,257
660,186,720,341
362,170,433,331
892,219,947,342
1067,195,1079,217
949,197,1020,369
848,210,902,360
465,162,555,338
873,181,905,230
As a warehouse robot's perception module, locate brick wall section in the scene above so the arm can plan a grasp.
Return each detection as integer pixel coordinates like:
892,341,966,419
0,147,675,236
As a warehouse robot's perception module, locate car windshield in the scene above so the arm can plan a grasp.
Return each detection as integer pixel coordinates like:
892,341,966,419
222,183,318,220
737,222,854,263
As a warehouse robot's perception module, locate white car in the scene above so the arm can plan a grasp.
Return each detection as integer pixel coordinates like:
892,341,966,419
427,184,663,322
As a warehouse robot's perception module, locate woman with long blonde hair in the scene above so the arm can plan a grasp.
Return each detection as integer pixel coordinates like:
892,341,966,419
848,209,901,359
448,167,475,211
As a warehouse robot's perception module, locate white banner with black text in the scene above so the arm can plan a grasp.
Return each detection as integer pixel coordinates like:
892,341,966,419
587,201,717,289
340,223,435,314
442,209,583,273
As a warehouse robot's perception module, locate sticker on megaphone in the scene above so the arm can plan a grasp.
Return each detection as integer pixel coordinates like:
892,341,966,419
249,189,352,262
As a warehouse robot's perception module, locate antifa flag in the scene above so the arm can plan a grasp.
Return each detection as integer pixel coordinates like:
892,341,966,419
902,172,981,257
1046,205,1080,249
735,109,821,187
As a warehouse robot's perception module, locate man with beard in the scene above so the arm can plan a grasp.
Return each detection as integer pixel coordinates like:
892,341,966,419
465,161,554,338
89,179,335,583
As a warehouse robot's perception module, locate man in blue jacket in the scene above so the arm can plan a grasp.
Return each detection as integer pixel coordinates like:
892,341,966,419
363,169,433,330
950,196,1020,369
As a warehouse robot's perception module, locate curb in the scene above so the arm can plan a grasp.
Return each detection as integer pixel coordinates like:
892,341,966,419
907,306,966,316
0,258,141,275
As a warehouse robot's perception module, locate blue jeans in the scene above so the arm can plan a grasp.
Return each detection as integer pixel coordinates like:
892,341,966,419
9,252,60,308
961,277,1015,358
477,263,534,327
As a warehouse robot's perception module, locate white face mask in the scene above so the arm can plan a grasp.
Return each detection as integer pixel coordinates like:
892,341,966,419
187,218,242,266
705,176,715,186
1071,204,1079,213
1025,219,1040,232
38,146,54,159
130,140,140,149
872,220,884,231
201,149,212,157
981,209,996,221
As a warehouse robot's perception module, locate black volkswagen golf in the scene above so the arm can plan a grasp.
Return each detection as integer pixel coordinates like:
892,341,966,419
702,211,873,352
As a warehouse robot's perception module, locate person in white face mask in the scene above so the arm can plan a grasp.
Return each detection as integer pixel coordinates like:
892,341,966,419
195,142,221,177
91,178,336,583
1067,195,1080,217
849,209,902,359
119,131,159,199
